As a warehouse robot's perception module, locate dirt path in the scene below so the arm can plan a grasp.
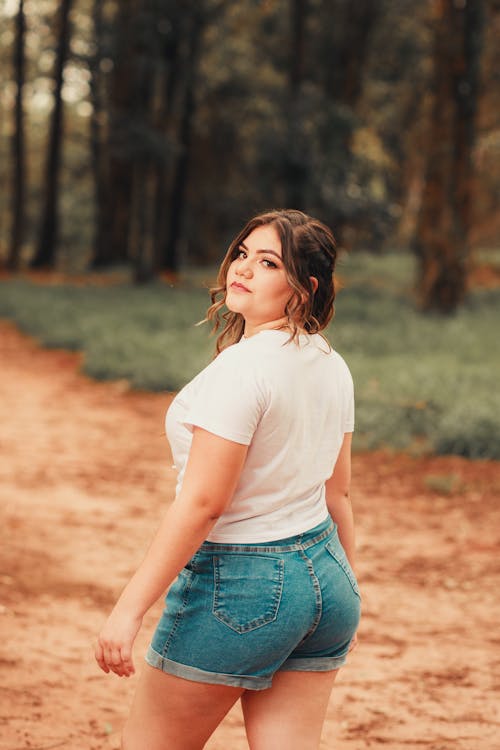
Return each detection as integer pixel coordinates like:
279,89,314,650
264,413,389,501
1,320,499,750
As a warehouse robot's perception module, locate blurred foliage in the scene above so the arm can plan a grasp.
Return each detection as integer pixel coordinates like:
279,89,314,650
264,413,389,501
0,0,498,272
0,1,498,462
0,278,212,388
1,254,499,459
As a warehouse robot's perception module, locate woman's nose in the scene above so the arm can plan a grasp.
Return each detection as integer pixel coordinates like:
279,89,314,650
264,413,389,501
236,259,253,277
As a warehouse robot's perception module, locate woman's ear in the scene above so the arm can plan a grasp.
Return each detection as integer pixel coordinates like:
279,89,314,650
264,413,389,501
299,277,319,305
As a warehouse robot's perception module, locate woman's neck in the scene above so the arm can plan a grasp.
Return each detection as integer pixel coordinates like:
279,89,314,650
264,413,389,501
243,316,290,339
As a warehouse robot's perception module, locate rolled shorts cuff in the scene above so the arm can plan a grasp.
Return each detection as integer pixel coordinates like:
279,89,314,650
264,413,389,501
279,653,348,672
145,645,272,691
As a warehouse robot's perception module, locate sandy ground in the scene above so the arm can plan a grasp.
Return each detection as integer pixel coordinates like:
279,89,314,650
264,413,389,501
0,319,499,750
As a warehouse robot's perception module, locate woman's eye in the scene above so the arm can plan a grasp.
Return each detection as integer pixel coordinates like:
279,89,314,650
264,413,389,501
237,249,246,259
262,259,277,269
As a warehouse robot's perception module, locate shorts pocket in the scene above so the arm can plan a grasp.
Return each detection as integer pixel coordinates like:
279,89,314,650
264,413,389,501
213,554,284,633
325,539,361,597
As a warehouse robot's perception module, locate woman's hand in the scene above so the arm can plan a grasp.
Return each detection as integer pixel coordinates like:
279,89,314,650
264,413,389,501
94,430,248,678
95,607,143,677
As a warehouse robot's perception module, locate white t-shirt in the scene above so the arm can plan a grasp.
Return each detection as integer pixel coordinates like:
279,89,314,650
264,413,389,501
166,329,354,543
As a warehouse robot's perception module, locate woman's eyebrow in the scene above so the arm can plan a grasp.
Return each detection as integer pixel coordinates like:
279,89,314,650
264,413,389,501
240,241,282,259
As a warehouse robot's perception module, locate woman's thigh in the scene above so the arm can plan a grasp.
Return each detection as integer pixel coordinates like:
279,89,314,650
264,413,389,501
122,663,244,750
241,669,339,750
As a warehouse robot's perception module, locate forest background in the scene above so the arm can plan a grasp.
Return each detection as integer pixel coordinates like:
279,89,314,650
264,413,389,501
0,0,499,458
1,5,499,748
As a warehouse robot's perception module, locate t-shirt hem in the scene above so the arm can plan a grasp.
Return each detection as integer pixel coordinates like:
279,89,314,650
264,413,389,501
182,418,252,445
206,510,330,544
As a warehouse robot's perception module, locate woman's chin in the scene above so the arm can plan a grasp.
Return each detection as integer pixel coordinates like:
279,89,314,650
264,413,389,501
225,296,248,315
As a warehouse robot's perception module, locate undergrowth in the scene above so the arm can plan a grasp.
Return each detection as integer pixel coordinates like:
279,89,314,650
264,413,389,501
1,251,498,459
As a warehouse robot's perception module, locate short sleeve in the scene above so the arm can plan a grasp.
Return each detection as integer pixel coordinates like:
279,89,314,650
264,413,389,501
182,350,266,445
342,367,355,433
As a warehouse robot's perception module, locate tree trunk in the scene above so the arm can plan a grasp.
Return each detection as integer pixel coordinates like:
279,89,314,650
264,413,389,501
320,0,380,244
102,2,137,268
30,0,73,269
323,0,379,109
285,0,309,209
152,13,181,274
414,0,484,312
6,0,26,271
88,0,113,269
129,30,157,283
162,7,204,272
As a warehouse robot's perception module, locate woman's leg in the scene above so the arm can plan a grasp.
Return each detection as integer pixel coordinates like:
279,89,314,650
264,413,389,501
122,663,244,750
241,669,339,750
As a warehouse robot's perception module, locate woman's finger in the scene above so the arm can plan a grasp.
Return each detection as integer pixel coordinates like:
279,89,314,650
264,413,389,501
94,642,110,673
120,647,135,676
110,648,122,665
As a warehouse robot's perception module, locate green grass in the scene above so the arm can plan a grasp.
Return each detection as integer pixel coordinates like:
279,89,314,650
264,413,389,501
1,252,499,459
0,280,213,390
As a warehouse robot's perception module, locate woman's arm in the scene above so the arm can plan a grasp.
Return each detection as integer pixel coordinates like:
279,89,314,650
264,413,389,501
95,427,248,677
324,432,356,572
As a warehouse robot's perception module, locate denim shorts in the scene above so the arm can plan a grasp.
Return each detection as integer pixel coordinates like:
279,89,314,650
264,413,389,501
146,516,361,690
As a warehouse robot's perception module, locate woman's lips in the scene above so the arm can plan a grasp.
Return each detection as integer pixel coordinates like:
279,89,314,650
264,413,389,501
230,282,251,292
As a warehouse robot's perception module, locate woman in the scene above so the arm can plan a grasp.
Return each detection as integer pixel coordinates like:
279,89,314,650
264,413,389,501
95,209,360,750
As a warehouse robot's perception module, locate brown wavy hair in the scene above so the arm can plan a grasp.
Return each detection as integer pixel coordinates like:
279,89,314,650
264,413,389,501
206,209,337,355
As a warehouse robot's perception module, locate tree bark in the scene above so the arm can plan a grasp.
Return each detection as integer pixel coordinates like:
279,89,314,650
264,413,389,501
319,0,381,245
162,6,205,272
414,0,484,312
284,0,309,210
30,0,73,269
6,0,26,271
129,27,157,284
88,0,112,269
103,2,136,267
152,12,181,274
323,0,379,109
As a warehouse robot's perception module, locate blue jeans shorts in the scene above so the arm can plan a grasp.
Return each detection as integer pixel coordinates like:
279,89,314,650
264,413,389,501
146,516,361,690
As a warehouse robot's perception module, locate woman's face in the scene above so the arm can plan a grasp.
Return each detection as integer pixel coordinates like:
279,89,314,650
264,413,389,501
225,224,293,335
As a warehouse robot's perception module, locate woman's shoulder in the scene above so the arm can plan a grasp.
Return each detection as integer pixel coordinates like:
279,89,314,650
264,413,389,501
210,331,352,381
328,348,354,389
197,339,266,384
327,345,351,369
